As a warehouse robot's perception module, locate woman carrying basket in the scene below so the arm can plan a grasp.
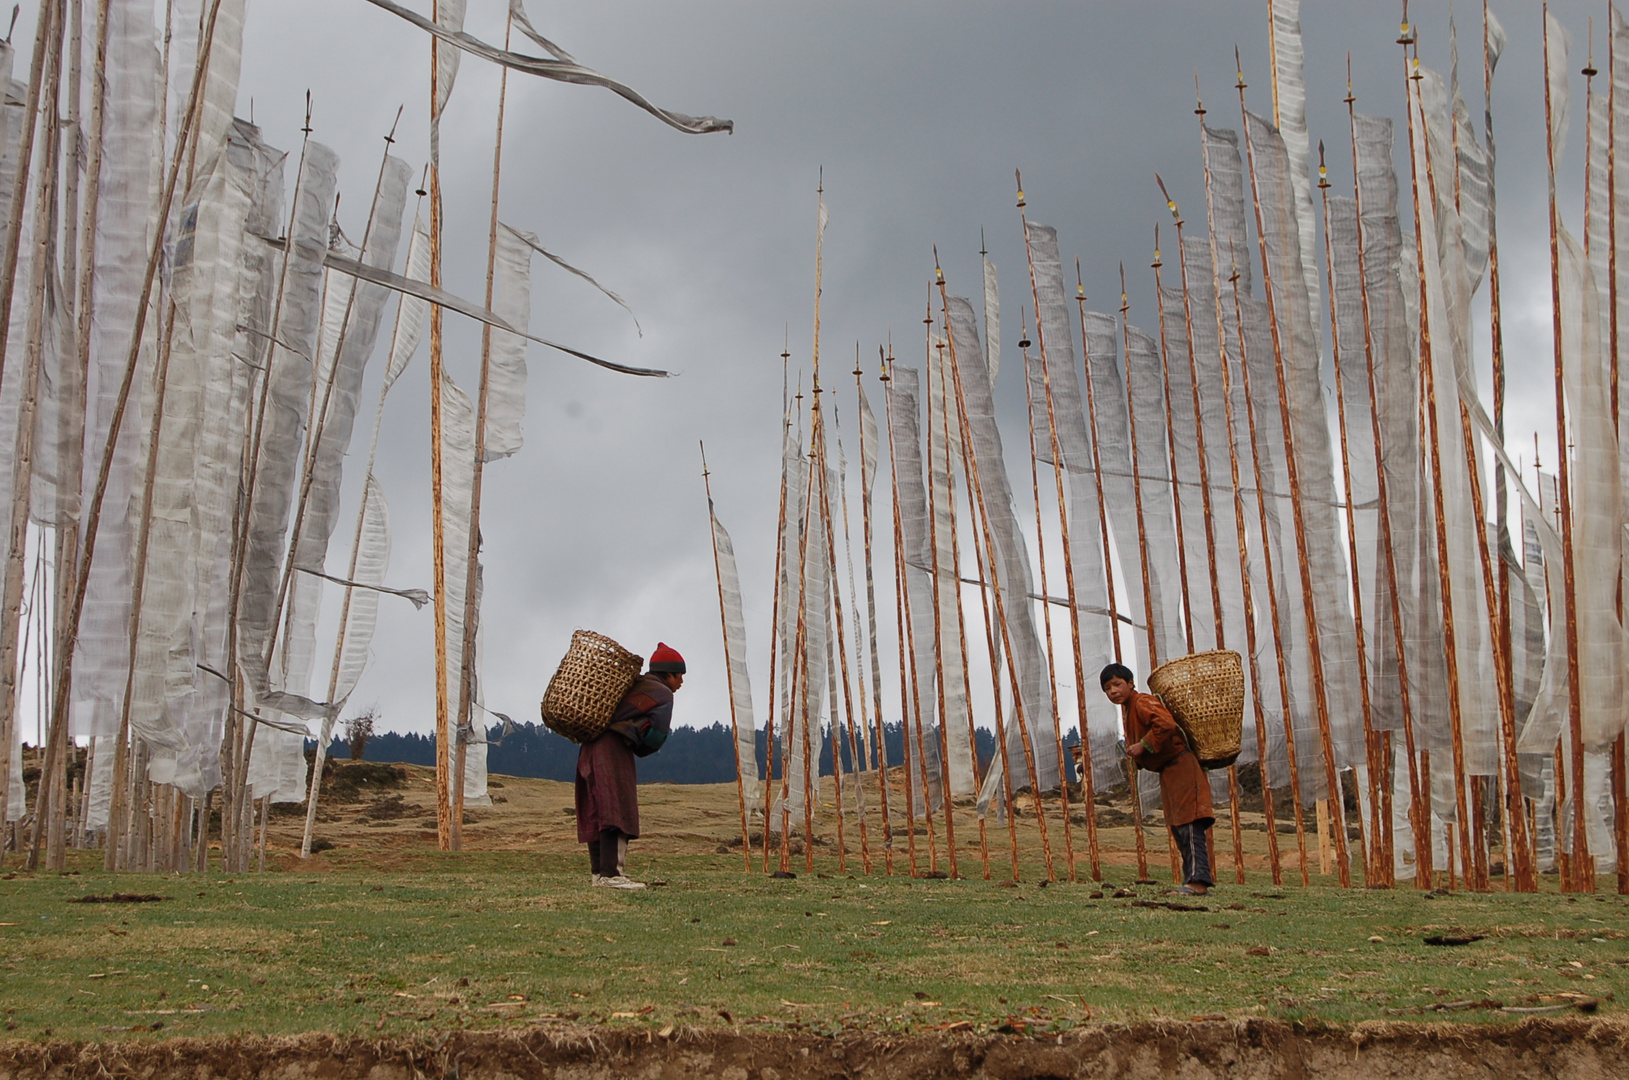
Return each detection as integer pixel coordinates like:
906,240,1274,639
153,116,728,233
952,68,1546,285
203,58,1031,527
1100,663,1215,896
576,643,685,890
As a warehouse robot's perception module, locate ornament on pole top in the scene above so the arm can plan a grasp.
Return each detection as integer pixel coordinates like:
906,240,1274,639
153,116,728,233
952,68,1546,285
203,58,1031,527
1156,172,1181,224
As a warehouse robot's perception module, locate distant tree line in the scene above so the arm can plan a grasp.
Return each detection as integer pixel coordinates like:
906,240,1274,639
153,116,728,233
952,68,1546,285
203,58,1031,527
315,721,1081,786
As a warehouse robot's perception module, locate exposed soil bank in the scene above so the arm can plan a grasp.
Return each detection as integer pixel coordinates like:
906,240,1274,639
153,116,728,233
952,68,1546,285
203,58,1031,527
3,1019,1627,1080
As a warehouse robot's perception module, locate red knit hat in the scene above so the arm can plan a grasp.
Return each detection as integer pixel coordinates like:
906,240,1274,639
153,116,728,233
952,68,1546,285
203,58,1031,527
649,642,686,674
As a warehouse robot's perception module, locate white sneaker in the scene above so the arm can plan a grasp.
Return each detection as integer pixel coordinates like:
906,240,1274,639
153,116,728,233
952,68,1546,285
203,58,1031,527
600,875,646,890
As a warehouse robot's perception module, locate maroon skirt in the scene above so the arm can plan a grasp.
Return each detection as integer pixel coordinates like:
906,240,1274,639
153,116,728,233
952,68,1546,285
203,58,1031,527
576,731,640,841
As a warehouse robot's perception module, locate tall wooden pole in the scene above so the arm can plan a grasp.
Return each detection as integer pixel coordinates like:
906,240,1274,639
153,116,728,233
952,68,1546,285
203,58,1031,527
1226,246,1312,887
1237,65,1352,887
1346,81,1431,890
814,390,863,873
701,444,755,869
831,393,874,874
1159,177,1244,886
1017,307,1079,882
859,351,894,874
1419,50,1527,893
452,10,517,849
8,0,64,870
1017,190,1095,881
937,266,1055,881
943,342,1019,883
1541,8,1593,892
1608,2,1629,900
933,332,988,879
882,363,922,876
761,349,791,873
428,0,453,850
1117,265,1184,885
1317,144,1386,886
1074,268,1147,881
921,315,957,878
776,384,807,875
1401,37,1479,890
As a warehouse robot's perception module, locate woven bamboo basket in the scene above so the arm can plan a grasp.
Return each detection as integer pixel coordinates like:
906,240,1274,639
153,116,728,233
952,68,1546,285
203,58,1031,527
1147,649,1244,769
539,630,644,744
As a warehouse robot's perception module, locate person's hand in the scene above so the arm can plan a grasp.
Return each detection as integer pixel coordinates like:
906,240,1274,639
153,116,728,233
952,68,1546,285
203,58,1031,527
1126,741,1144,761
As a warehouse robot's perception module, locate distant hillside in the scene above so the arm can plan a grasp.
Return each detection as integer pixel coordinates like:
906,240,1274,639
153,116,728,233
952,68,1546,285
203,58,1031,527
315,721,1077,786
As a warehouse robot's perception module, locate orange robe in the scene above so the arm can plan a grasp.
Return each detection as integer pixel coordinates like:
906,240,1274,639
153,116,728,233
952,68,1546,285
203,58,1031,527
1123,691,1214,829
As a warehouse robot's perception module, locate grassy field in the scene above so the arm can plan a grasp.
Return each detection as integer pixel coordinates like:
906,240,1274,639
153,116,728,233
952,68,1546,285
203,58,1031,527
1,843,1624,1043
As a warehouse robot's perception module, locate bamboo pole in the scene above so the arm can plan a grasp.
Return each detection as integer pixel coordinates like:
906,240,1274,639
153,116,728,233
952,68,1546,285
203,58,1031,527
10,1,65,870
700,444,754,869
1016,195,1092,881
1116,267,1184,885
789,427,819,875
1316,144,1386,887
429,0,452,850
1481,0,1532,895
1017,309,1078,883
1148,240,1196,657
1540,8,1593,892
1606,4,1629,900
0,0,57,392
761,348,791,873
936,264,1054,881
921,321,958,877
453,10,517,848
797,181,830,875
776,383,805,874
899,305,938,875
882,360,922,876
1073,266,1146,881
930,335,978,876
1610,14,1629,902
1399,39,1477,890
1225,246,1312,886
858,352,894,874
1153,220,1246,884
810,386,852,874
1345,80,1431,890
942,338,1019,882
834,378,875,874
43,0,86,870
935,338,986,880
1158,177,1253,885
1236,64,1351,887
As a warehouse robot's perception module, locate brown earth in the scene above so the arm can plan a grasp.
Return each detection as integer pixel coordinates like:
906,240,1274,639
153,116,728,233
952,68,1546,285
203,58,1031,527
275,761,1303,878
3,1018,1627,1080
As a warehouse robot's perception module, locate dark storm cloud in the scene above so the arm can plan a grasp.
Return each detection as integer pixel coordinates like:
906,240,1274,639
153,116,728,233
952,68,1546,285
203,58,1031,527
227,1,1596,736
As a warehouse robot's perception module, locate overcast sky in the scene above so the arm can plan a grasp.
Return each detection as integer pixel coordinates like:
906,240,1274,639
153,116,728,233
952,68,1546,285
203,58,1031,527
188,0,1612,739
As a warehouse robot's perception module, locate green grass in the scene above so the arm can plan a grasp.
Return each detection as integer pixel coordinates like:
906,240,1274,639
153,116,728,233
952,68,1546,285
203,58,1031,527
1,850,1625,1042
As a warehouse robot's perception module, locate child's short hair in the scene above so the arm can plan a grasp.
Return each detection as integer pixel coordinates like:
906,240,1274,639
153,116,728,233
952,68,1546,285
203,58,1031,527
1099,663,1135,688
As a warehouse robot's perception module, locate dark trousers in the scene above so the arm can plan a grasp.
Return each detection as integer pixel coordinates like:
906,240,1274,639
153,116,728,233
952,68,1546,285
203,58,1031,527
587,828,627,877
1171,820,1215,887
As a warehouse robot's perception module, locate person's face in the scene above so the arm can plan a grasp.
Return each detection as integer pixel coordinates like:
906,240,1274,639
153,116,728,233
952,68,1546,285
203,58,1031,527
663,672,685,692
1101,676,1135,706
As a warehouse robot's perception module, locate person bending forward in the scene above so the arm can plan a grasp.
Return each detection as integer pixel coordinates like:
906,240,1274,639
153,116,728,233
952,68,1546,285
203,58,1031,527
1100,663,1216,895
576,643,684,890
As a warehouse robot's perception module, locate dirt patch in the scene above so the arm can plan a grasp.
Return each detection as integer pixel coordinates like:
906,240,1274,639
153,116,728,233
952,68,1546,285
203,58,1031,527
2,1019,1627,1079
64,894,164,904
